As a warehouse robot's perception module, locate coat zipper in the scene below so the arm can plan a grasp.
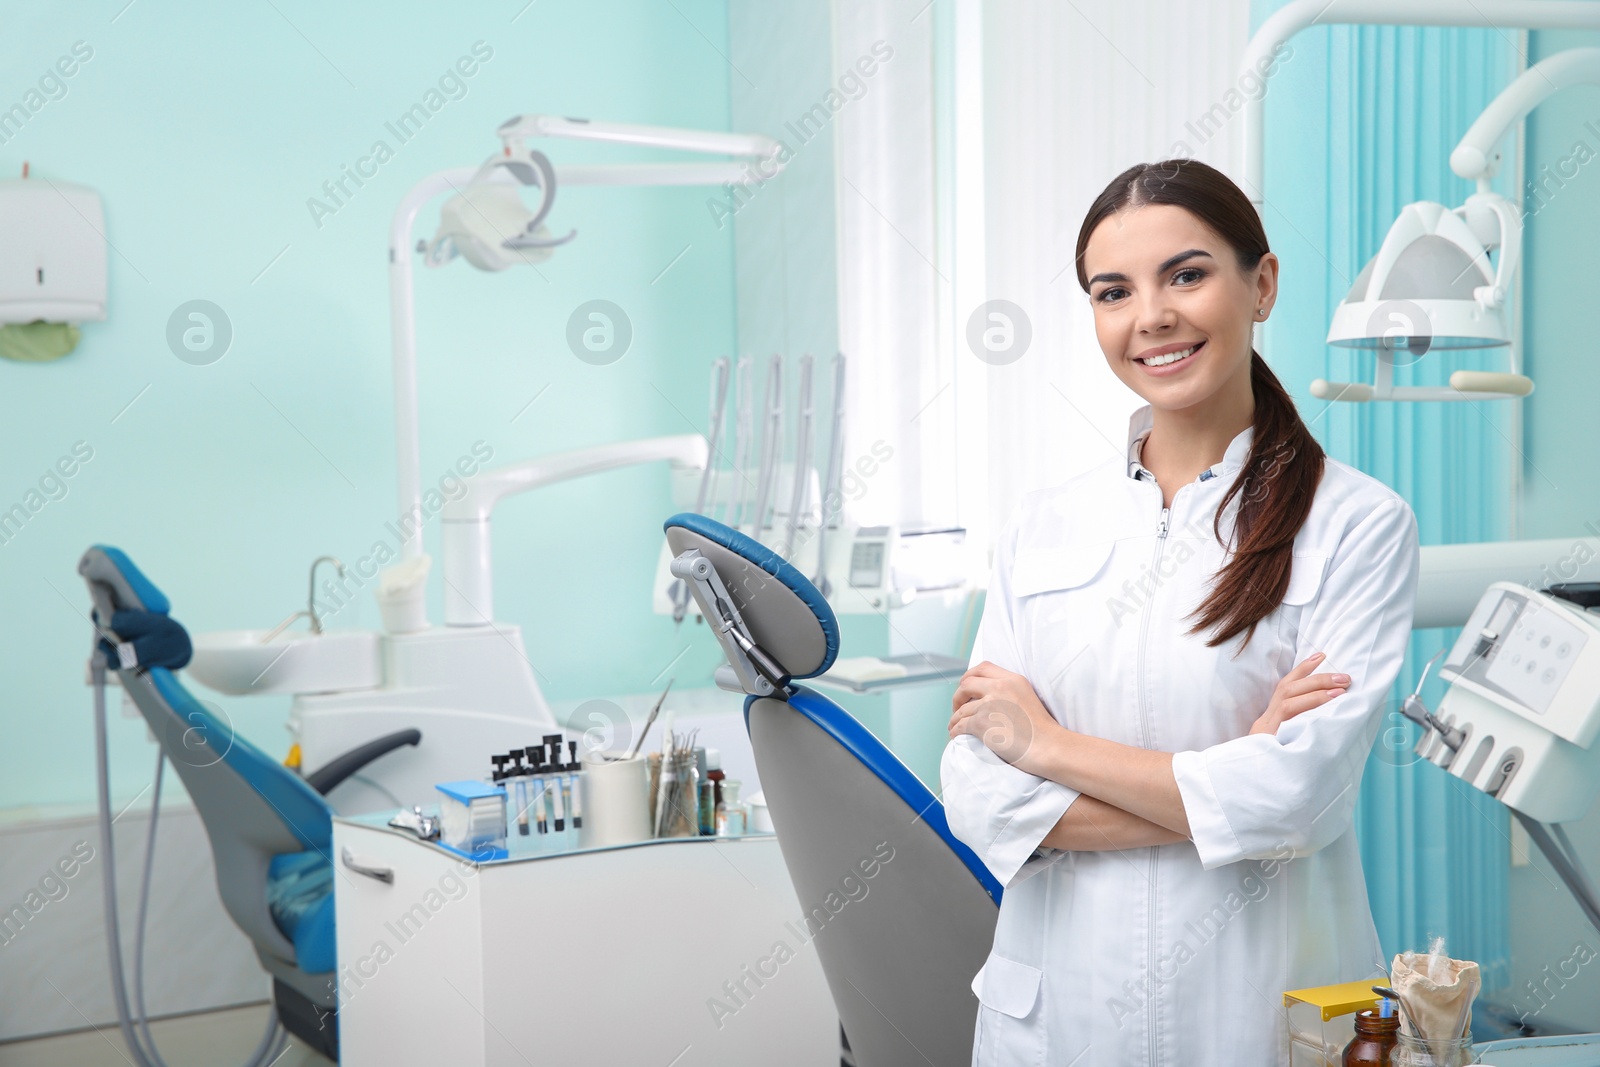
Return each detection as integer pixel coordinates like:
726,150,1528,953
1137,502,1170,1066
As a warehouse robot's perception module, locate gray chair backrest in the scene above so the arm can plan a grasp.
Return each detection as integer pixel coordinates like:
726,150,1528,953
748,687,1000,1067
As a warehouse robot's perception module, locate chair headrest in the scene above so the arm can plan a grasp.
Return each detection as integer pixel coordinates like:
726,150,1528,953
78,545,170,615
663,513,839,681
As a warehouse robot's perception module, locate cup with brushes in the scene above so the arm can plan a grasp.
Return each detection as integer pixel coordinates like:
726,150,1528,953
1372,937,1482,1066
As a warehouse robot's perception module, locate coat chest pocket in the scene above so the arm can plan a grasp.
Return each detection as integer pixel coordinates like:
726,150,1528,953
1275,552,1330,646
1283,552,1330,606
1011,542,1114,602
1008,542,1116,686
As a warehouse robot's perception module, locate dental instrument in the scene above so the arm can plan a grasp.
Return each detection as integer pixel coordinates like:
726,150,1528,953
750,354,784,537
651,355,976,620
812,353,847,597
725,357,755,529
674,358,731,623
623,677,674,760
781,355,814,559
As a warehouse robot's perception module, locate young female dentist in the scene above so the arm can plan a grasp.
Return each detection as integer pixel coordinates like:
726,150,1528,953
941,159,1420,1066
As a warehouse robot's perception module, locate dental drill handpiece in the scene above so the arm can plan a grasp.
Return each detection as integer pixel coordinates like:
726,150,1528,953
1400,649,1466,752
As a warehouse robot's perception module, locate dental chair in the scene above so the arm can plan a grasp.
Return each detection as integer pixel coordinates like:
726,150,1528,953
663,514,1002,1067
78,546,422,1064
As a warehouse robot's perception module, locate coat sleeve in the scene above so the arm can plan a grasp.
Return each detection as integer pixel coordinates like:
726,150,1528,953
1171,496,1419,871
940,507,1079,888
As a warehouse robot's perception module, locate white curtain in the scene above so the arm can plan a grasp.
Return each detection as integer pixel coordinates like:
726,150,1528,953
831,0,945,532
979,0,1257,542
833,0,1257,552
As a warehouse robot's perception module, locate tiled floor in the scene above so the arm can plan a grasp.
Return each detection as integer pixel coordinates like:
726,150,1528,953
0,1004,335,1067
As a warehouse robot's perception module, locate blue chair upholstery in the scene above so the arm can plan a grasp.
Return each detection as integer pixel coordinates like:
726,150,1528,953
663,514,1001,1067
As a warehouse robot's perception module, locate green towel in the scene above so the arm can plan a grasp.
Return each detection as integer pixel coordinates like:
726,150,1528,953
0,321,81,362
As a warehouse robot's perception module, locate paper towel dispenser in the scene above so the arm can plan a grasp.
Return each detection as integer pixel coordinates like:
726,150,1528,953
0,177,107,325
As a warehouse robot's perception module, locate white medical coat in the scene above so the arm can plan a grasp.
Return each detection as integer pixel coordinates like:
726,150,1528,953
941,406,1419,1066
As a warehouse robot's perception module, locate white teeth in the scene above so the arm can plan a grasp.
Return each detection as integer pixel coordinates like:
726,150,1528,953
1140,344,1198,367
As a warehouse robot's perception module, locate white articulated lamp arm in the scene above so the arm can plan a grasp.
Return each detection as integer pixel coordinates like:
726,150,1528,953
1238,1,1600,209
440,434,710,627
388,116,782,567
1451,48,1600,183
495,113,783,163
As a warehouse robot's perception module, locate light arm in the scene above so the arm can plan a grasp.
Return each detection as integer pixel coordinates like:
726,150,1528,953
495,113,783,162
439,434,708,626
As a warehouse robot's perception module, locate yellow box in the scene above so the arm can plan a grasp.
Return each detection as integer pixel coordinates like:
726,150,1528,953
1283,980,1383,1066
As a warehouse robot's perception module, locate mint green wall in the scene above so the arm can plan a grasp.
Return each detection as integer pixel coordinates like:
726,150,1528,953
1254,3,1520,991
0,1,740,808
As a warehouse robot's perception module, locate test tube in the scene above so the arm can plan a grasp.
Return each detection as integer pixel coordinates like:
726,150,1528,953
527,747,549,835
548,759,567,833
567,740,583,831
510,752,532,837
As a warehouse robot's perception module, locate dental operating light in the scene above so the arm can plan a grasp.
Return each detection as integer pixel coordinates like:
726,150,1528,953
1315,47,1600,402
388,114,784,563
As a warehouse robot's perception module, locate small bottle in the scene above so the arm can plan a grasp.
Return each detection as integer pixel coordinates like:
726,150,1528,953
1343,1006,1399,1066
695,748,715,835
716,779,746,837
705,748,726,808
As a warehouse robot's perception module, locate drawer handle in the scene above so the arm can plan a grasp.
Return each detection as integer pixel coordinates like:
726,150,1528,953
341,846,394,884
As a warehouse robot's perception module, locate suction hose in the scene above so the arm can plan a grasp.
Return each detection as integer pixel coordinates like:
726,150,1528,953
92,663,286,1067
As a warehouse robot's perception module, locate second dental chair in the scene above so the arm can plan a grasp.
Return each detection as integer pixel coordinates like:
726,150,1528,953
79,545,422,1064
663,513,1001,1067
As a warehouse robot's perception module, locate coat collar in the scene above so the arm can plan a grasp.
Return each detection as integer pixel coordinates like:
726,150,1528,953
1125,405,1255,486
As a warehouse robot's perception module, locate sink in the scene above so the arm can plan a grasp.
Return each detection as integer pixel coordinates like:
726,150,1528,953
187,629,383,695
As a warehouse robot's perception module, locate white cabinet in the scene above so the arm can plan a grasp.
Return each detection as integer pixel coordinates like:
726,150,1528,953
332,818,838,1066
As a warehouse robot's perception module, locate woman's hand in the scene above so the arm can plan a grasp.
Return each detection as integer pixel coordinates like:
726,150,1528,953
1250,652,1351,736
948,661,1064,775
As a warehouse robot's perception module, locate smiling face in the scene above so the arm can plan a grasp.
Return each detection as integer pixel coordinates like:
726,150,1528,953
1082,203,1277,418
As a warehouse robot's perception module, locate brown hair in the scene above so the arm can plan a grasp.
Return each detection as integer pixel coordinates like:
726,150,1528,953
1073,159,1325,648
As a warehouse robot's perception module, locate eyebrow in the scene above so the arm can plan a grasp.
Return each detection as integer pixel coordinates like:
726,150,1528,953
1087,248,1214,288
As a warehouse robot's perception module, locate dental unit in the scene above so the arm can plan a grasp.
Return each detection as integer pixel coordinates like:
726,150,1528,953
182,115,782,814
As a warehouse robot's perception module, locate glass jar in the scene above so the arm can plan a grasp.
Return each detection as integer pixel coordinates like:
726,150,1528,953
1391,1032,1477,1067
716,779,746,837
1342,1009,1399,1066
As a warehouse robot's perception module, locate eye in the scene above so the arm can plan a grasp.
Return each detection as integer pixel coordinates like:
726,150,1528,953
1173,266,1206,285
1094,286,1128,304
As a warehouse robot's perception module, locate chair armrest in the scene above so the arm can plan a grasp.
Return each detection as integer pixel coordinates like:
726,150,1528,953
304,729,422,796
